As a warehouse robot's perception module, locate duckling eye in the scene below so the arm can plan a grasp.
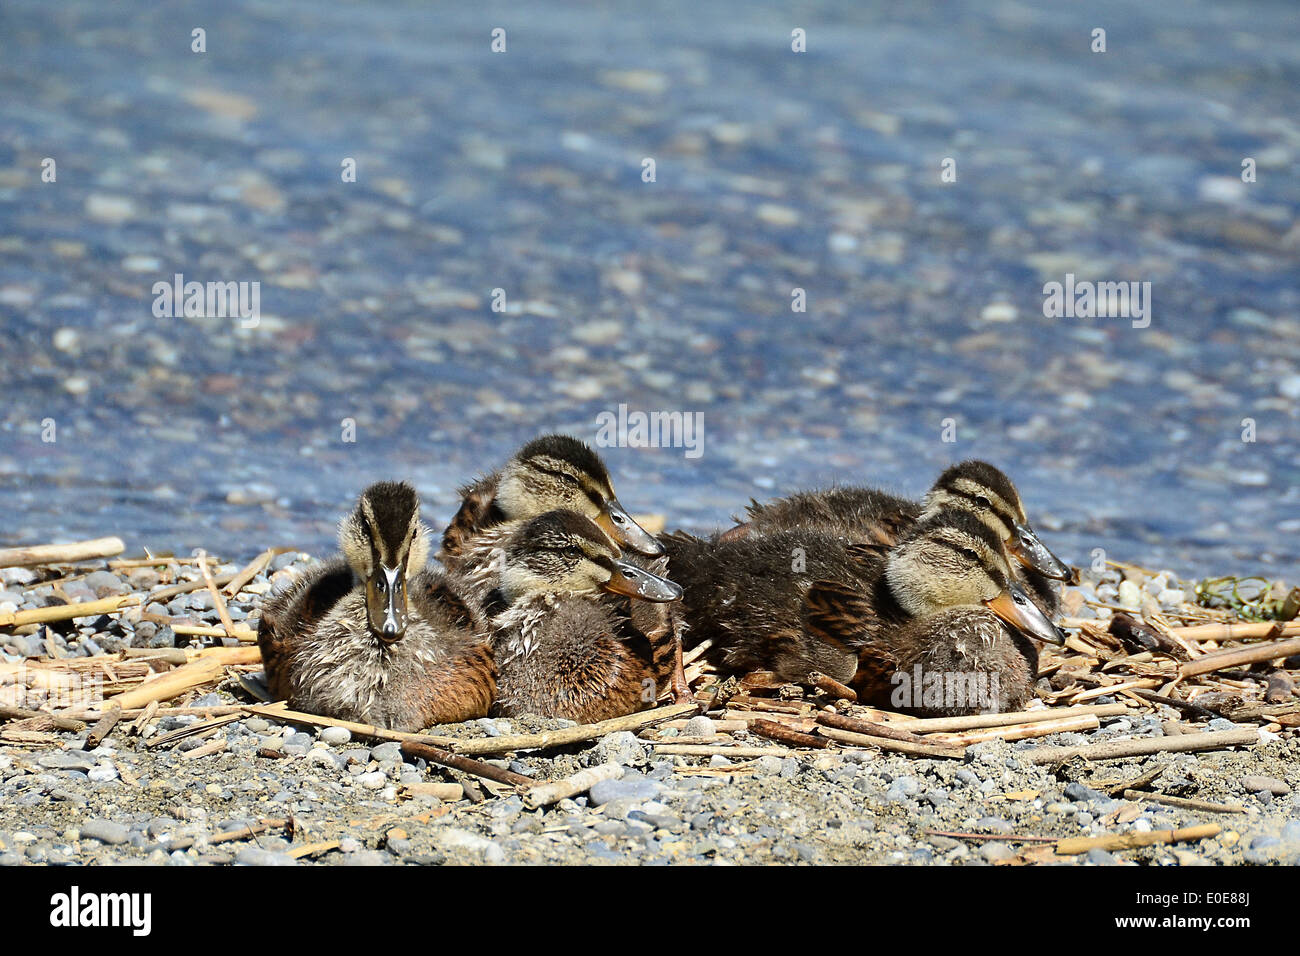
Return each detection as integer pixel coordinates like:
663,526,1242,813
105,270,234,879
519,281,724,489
974,495,993,509
563,545,582,559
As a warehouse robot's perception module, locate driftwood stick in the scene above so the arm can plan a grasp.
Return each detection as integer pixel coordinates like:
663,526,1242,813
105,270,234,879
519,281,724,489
816,711,936,745
181,736,228,760
1120,790,1247,814
1179,637,1300,678
1096,765,1164,796
0,595,140,628
148,573,237,604
0,705,87,732
0,537,125,568
241,705,458,748
400,739,535,788
170,623,258,642
930,713,1100,747
816,725,966,758
1025,728,1260,765
652,744,793,758
110,646,260,710
145,713,243,749
450,702,699,756
196,551,238,643
749,718,831,749
222,548,289,597
807,672,857,702
923,829,1058,843
882,703,1130,735
1129,688,1218,720
523,763,624,809
81,703,122,749
1168,621,1299,642
1054,823,1221,856
146,817,287,854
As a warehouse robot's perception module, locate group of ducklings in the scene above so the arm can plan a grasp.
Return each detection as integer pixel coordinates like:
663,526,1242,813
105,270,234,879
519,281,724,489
258,435,1073,731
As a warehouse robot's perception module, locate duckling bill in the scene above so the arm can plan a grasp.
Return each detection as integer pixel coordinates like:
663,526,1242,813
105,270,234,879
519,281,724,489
258,481,495,731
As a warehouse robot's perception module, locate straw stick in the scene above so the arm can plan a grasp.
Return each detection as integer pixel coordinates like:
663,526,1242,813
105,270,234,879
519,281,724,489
449,702,699,756
1179,637,1300,678
816,726,966,758
0,595,139,628
0,537,125,567
1024,728,1259,765
1054,824,1221,855
523,763,624,809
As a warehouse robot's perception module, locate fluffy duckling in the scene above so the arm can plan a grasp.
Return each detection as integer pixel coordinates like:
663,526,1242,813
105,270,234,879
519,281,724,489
440,433,690,703
663,509,1063,714
733,460,1071,615
464,509,683,724
438,434,663,572
258,481,495,731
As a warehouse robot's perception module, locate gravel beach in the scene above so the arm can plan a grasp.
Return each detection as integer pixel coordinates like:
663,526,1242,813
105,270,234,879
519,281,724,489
2,555,1296,866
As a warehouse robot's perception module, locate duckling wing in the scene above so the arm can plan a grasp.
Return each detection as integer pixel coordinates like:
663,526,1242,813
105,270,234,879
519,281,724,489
256,558,353,702
437,471,503,568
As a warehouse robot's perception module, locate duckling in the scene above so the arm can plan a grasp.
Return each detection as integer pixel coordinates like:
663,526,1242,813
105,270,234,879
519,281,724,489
462,509,683,724
440,433,691,703
663,509,1064,714
438,434,663,572
258,481,495,731
732,460,1071,615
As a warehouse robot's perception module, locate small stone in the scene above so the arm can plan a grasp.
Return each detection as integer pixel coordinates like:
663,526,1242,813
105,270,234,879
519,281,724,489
320,726,352,746
236,847,297,866
357,771,387,790
1117,580,1142,609
79,819,129,845
682,716,716,738
589,777,662,806
370,742,402,762
594,731,645,767
1241,775,1289,796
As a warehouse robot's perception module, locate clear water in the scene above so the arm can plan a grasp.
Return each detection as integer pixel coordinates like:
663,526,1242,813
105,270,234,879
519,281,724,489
0,1,1296,579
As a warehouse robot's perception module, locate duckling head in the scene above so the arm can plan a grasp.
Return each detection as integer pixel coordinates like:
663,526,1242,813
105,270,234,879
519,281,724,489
339,480,431,645
495,434,664,557
495,509,682,605
886,510,1064,645
920,460,1071,582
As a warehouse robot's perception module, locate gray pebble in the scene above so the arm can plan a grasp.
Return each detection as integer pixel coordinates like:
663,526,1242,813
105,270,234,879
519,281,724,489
594,731,646,767
320,726,352,746
589,777,662,806
79,819,129,845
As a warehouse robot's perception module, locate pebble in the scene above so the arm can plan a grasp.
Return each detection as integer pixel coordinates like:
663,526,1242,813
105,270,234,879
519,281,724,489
320,726,352,746
1241,775,1289,796
682,716,716,738
236,847,297,866
369,742,402,762
589,777,662,806
79,819,130,845
594,731,646,767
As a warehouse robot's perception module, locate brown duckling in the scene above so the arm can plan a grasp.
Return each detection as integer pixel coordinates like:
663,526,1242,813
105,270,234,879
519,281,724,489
438,433,663,572
663,508,1064,714
441,433,690,704
732,460,1072,616
258,481,495,731
462,509,683,724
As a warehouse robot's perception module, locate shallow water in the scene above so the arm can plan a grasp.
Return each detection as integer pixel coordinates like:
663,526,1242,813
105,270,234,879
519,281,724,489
1,1,1297,577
